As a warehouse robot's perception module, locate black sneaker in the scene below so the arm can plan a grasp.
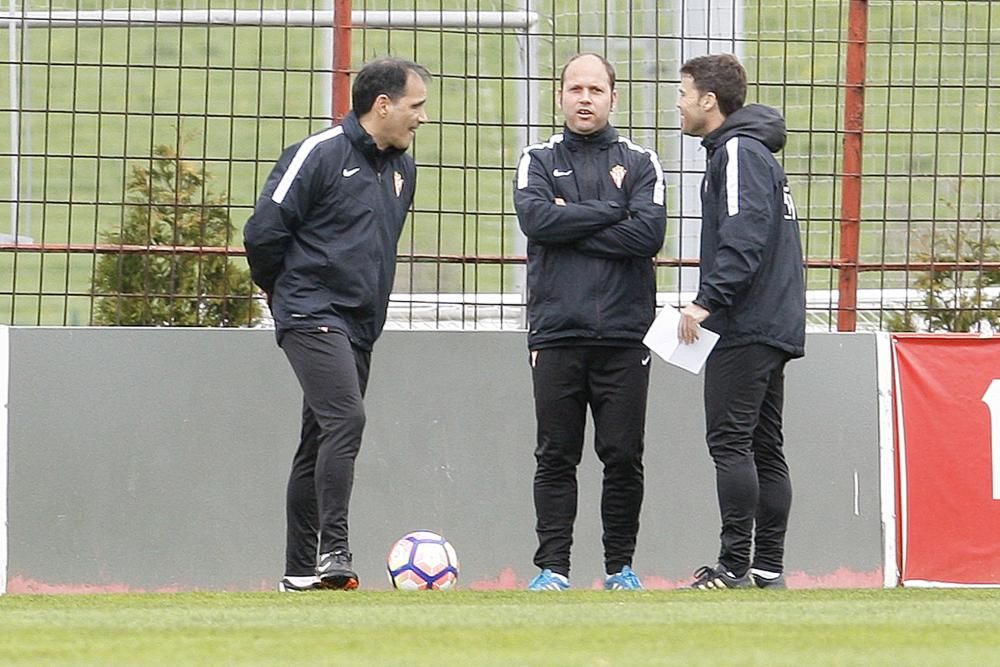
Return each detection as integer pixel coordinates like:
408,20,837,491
689,564,753,590
317,549,359,590
751,572,787,589
277,575,321,592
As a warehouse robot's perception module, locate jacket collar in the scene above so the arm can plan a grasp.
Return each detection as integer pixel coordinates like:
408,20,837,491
561,122,619,151
340,110,405,168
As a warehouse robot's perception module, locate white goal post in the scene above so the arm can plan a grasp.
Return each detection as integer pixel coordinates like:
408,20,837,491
0,8,540,292
0,9,538,29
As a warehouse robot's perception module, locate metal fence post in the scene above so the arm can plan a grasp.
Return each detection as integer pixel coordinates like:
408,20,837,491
837,0,869,332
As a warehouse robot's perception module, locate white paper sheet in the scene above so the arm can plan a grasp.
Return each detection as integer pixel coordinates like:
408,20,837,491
642,306,719,374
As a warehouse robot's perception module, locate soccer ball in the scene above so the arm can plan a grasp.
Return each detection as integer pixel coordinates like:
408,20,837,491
386,531,460,590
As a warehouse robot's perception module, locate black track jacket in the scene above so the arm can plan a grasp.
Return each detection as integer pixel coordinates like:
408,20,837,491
244,111,416,350
514,124,666,349
695,104,806,358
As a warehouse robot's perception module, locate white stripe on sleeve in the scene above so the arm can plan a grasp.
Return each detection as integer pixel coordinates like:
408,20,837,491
725,136,739,216
515,150,534,190
271,126,344,204
516,134,564,189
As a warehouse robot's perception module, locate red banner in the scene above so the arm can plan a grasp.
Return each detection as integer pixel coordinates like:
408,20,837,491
893,334,1000,586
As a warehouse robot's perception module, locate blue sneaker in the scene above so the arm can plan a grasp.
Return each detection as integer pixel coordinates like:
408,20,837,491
604,565,644,590
527,568,570,591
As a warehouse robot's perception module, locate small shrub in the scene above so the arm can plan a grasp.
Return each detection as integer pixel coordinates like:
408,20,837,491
885,227,1000,333
92,145,261,327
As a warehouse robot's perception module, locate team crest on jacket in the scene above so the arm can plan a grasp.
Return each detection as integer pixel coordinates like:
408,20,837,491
394,171,404,197
609,164,626,189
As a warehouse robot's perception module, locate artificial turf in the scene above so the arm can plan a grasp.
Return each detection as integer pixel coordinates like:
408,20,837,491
2,588,999,665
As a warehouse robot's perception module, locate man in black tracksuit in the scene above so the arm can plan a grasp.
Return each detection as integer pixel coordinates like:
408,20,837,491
676,54,806,590
244,57,430,592
514,53,666,591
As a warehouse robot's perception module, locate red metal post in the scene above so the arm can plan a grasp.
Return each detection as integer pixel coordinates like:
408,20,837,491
332,0,352,122
837,0,869,331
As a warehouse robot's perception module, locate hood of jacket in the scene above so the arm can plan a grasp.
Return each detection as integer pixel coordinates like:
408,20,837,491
701,103,787,155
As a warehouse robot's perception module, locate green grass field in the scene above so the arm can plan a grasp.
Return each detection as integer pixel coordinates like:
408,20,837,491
2,589,1000,665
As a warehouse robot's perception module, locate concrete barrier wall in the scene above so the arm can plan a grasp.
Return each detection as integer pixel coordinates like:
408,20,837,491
3,328,883,592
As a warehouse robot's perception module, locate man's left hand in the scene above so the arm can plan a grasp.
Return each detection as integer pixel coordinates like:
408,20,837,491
678,303,710,344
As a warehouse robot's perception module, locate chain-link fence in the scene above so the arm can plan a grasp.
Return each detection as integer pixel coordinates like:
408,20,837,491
1,1,997,331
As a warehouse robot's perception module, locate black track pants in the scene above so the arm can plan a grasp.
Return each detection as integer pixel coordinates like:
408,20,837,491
531,346,650,577
279,328,371,576
704,343,791,576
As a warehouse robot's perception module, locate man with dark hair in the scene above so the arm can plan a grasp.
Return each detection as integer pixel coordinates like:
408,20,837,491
244,56,430,592
514,53,666,591
675,53,805,590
